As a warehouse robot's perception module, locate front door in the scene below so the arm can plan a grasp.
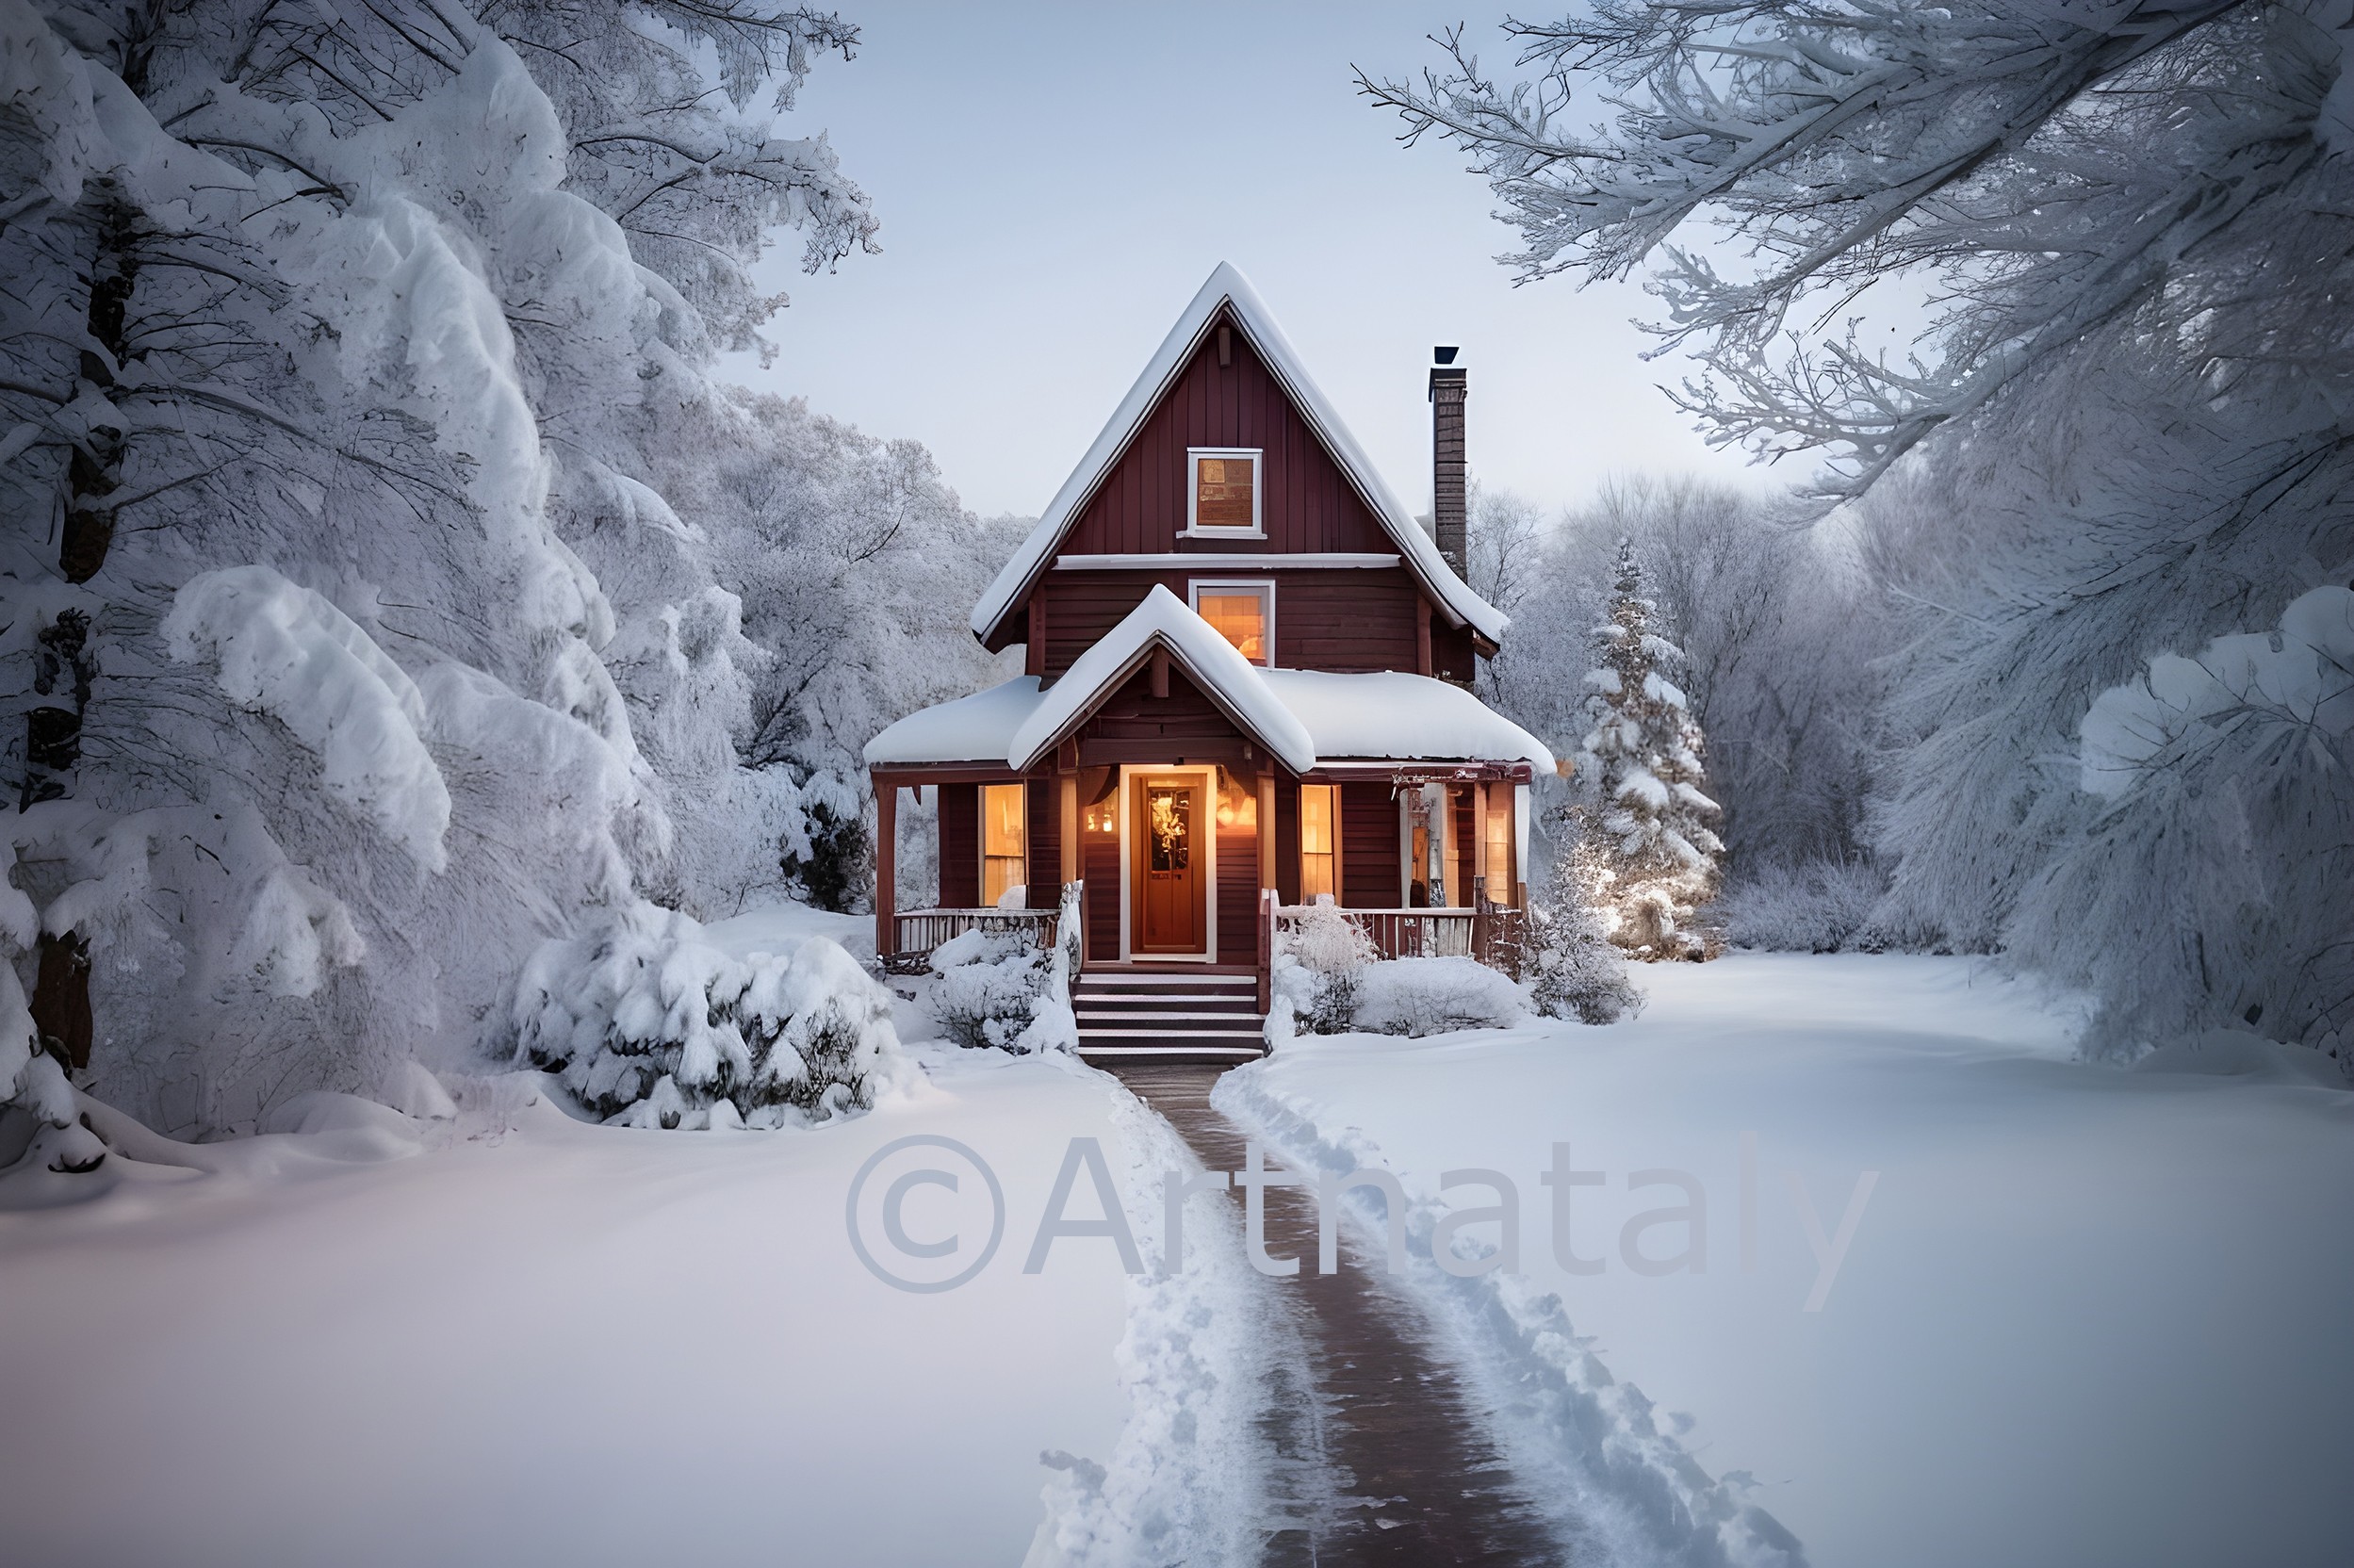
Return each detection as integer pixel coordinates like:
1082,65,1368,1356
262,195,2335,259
1132,776,1206,956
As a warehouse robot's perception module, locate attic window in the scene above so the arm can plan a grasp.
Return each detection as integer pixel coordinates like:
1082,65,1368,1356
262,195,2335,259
1190,580,1273,666
1186,449,1261,534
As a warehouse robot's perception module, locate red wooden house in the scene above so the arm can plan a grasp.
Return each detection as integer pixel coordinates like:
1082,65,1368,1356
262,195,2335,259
866,265,1551,1059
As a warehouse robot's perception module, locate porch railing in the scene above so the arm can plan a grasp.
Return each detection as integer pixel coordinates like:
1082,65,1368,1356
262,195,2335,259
886,906,1059,973
1272,902,1528,980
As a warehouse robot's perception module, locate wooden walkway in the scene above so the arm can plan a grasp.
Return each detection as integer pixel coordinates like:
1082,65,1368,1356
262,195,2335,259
1107,1062,1564,1567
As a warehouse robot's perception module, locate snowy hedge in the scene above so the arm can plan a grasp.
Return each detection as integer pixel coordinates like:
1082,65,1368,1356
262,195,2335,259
510,906,908,1129
1354,957,1528,1037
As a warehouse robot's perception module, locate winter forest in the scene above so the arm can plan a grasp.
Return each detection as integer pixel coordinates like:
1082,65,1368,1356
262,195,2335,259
4,4,2351,1566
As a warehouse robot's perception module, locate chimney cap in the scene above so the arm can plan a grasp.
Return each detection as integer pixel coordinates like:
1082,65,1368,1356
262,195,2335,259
1433,346,1460,365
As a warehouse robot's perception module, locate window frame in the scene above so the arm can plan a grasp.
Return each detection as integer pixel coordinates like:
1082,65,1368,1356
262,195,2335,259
1183,447,1265,538
1186,579,1277,668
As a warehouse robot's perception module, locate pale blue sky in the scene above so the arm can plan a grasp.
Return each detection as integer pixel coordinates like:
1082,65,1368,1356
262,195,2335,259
730,2,1768,520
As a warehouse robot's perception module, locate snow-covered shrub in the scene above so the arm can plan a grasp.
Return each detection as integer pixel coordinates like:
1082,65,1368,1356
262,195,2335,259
1718,860,1890,953
1280,898,1377,1036
926,925,1056,1052
1355,957,1528,1037
776,775,869,914
1527,840,1643,1024
510,905,907,1129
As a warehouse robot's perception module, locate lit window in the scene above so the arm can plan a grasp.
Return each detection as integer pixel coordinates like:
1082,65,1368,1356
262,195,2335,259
1485,791,1513,905
1300,784,1335,901
982,783,1025,906
1187,449,1261,532
1189,580,1273,666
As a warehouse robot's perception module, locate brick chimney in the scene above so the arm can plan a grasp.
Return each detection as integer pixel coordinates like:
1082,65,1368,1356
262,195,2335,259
1429,347,1467,579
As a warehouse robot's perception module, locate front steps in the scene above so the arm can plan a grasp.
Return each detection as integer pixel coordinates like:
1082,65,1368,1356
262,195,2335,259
1074,971,1267,1063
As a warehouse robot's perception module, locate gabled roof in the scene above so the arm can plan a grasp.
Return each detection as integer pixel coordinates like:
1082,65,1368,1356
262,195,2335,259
970,262,1510,646
1005,587,1316,774
864,588,1555,773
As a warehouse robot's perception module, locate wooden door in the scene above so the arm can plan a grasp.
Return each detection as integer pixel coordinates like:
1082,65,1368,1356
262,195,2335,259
1132,776,1205,955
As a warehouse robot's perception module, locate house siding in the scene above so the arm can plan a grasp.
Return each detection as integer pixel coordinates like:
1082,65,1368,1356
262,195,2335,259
1025,777,1059,909
1038,568,1421,678
938,782,979,908
1340,780,1398,908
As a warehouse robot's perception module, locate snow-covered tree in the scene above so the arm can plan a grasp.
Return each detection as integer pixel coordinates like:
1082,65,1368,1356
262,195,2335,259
0,1,900,1140
1526,836,1643,1023
1373,3,2354,1052
1575,539,1723,959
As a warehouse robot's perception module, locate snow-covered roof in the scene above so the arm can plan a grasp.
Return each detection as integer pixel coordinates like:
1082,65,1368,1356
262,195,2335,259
1257,669,1552,767
862,676,1046,764
1008,586,1316,774
865,589,1553,773
970,263,1510,647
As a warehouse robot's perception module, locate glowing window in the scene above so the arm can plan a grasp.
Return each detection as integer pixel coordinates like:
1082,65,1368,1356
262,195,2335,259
1189,580,1273,666
1187,449,1261,532
1485,790,1513,905
981,783,1025,906
1300,784,1336,902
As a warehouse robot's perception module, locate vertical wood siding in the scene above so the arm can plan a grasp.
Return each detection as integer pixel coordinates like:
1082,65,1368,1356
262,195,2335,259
1340,780,1398,908
938,782,979,908
1066,309,1398,557
1025,777,1059,908
1083,827,1120,958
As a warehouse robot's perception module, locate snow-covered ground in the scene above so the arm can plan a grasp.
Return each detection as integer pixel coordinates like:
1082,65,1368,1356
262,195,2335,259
1218,954,2354,1568
0,1041,1136,1567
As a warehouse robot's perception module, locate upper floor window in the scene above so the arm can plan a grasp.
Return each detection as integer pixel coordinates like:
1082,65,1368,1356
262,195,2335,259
1190,580,1274,666
1186,448,1262,534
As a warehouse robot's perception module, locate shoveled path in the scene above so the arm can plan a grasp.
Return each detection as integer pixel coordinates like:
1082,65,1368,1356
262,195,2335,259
1108,1061,1562,1567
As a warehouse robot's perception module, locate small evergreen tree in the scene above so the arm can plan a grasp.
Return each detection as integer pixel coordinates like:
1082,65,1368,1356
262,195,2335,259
1577,539,1725,959
1528,835,1643,1024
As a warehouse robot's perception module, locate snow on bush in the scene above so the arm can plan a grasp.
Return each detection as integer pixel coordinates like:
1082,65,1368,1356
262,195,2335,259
1355,957,1528,1037
1527,841,1643,1025
1275,897,1377,1037
510,905,907,1129
924,898,1079,1054
1717,859,1890,954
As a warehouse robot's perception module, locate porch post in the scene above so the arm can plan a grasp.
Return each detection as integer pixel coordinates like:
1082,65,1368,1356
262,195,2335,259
873,774,897,962
1059,773,1079,886
1256,772,1276,892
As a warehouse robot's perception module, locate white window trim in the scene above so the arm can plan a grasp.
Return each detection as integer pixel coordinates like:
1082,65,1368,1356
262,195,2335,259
1116,764,1218,962
1186,579,1277,668
1182,447,1265,538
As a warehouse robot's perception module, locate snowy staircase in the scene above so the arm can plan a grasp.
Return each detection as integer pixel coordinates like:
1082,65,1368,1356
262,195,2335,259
1073,972,1267,1063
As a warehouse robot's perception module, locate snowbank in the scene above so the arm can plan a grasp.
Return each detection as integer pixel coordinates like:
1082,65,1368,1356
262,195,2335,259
1222,954,2354,1568
0,1051,1136,1567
